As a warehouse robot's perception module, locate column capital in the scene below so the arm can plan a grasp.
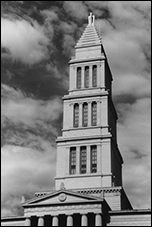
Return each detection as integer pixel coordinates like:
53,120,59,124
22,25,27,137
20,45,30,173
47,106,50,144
69,103,74,106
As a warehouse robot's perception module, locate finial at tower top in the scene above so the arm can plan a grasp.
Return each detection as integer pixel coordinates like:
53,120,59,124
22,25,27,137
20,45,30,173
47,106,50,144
88,12,95,26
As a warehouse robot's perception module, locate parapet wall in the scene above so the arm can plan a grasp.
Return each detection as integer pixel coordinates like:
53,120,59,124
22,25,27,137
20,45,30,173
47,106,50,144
107,209,151,226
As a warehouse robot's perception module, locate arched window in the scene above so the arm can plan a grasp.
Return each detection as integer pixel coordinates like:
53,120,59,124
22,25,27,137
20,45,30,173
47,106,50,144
84,66,89,88
91,145,97,173
77,67,81,89
74,104,79,127
70,147,76,175
82,103,88,127
80,146,87,174
92,102,97,126
92,65,97,87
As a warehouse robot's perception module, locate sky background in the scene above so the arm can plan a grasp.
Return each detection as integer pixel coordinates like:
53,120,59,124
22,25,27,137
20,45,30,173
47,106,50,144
1,1,151,217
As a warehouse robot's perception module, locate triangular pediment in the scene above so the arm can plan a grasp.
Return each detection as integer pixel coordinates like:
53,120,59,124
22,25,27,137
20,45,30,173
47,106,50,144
22,189,102,207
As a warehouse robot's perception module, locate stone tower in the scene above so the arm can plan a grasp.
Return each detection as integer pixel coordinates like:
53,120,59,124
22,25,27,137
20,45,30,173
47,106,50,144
2,13,151,227
55,13,132,210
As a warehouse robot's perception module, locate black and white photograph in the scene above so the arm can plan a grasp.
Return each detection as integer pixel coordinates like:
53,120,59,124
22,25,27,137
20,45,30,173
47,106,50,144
1,1,151,226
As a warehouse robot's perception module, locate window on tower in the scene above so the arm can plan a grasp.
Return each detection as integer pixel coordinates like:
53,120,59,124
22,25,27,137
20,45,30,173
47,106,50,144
84,66,89,88
80,146,87,174
77,67,81,89
92,102,97,126
91,145,97,173
73,104,79,127
70,147,76,175
82,103,88,127
92,65,97,87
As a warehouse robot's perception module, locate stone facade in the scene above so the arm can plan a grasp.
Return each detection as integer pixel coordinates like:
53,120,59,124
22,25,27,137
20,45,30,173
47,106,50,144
1,13,151,226
107,210,151,226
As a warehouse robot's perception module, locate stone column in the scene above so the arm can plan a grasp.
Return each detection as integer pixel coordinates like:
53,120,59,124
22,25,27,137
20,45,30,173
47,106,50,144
97,101,101,126
67,215,73,226
97,145,101,173
70,103,74,128
89,65,92,87
98,64,101,87
24,217,31,226
86,146,90,173
81,66,85,88
38,216,44,226
81,214,88,226
79,103,83,127
95,214,102,226
76,146,80,174
52,216,58,226
74,67,77,89
88,102,92,126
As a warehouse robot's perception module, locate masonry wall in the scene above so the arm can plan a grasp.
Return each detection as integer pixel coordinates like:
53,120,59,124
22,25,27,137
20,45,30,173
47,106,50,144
1,218,25,226
107,210,151,226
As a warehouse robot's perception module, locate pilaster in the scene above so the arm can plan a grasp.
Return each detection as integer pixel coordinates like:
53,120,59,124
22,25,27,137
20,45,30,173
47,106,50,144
87,146,90,173
81,67,85,88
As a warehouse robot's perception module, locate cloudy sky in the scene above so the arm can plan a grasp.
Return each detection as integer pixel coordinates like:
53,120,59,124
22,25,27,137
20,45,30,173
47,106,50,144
1,1,151,217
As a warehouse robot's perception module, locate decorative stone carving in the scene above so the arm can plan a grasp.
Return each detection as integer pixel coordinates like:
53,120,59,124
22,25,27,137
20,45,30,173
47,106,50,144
59,193,67,202
60,182,65,190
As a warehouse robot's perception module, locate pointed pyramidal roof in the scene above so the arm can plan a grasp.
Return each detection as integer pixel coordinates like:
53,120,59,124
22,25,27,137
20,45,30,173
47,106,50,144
75,13,102,48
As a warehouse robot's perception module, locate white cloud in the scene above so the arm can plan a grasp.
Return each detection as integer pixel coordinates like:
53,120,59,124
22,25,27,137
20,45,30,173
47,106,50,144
1,84,63,128
1,18,49,64
63,1,88,20
117,97,151,208
112,73,150,98
1,144,56,217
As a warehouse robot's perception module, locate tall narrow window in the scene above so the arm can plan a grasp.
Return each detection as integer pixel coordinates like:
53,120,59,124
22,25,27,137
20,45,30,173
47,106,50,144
91,145,97,173
92,102,97,126
80,146,87,174
77,67,81,89
70,147,76,174
84,66,89,88
92,65,97,87
74,104,79,127
82,103,88,127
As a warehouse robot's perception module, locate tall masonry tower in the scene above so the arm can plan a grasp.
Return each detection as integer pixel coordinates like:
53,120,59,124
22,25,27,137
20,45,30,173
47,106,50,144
2,13,151,227
55,13,132,210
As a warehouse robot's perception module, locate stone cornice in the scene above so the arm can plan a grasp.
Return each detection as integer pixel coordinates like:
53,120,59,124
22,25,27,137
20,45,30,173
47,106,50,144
109,209,151,215
23,199,103,208
63,90,109,100
55,173,112,180
62,125,109,132
73,186,123,195
24,203,103,216
1,216,26,221
56,134,112,143
69,55,106,64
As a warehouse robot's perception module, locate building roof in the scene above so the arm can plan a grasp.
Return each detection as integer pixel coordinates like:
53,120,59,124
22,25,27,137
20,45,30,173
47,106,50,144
75,13,102,48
